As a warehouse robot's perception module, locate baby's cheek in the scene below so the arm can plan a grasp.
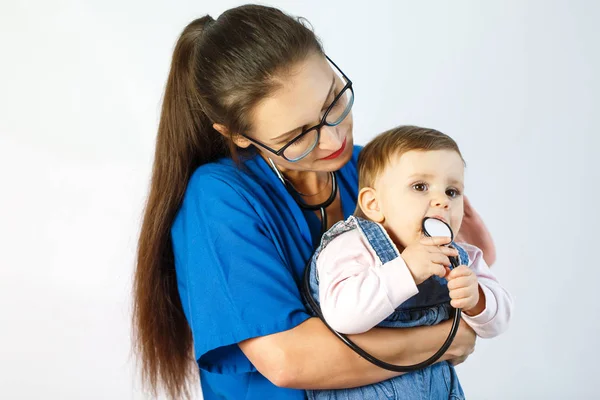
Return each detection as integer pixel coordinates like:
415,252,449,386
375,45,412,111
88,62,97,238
452,216,463,236
401,223,422,247
387,226,411,250
387,212,422,247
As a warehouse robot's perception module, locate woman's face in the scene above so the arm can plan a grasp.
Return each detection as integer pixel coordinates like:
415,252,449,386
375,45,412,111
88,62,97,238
243,53,354,172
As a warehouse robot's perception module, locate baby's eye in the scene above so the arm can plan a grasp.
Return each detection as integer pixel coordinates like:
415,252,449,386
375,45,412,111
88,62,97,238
413,183,428,192
446,188,461,198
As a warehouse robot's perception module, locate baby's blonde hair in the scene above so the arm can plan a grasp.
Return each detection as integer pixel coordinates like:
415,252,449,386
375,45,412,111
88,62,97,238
355,125,465,217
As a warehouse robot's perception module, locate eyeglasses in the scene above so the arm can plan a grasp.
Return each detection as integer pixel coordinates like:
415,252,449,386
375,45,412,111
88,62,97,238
241,55,354,162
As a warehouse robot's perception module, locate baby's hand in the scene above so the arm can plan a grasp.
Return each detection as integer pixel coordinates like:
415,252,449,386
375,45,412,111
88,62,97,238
447,266,483,315
401,237,458,285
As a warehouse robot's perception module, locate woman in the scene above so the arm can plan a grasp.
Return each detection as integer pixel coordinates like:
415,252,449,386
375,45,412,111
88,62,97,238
133,4,495,399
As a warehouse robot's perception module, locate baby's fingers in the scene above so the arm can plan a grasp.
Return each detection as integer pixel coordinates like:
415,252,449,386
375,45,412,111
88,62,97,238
431,263,449,279
451,298,473,309
449,287,471,299
420,236,452,246
430,252,451,267
430,246,459,258
447,276,472,290
448,265,472,280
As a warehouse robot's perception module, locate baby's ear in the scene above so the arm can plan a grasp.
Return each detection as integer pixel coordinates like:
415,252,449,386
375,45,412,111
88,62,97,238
357,187,384,223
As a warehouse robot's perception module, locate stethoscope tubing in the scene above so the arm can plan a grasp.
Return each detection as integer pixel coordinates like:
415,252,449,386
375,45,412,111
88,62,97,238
267,158,461,372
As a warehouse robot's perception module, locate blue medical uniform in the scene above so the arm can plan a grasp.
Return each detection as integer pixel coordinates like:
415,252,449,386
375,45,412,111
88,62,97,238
171,146,361,399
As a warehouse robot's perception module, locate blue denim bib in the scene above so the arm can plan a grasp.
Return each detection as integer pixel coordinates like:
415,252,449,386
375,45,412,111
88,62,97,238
306,216,469,400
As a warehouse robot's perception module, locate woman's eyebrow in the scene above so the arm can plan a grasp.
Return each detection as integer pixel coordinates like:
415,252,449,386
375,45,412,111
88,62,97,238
271,75,336,142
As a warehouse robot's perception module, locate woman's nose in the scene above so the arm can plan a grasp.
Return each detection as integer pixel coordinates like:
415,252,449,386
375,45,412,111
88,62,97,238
317,125,342,151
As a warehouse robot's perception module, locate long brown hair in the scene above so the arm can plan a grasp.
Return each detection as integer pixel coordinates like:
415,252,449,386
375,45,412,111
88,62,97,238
132,4,323,399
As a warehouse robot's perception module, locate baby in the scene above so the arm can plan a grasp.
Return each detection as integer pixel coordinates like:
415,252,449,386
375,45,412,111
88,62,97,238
305,125,513,400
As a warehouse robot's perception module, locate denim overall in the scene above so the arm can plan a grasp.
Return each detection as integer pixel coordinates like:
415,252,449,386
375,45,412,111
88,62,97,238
305,216,470,400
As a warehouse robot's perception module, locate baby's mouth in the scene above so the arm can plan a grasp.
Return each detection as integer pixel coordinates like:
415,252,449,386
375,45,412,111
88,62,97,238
427,215,448,224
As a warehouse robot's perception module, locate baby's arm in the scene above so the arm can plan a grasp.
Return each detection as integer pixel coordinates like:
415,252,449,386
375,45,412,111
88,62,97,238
455,242,513,338
316,229,418,335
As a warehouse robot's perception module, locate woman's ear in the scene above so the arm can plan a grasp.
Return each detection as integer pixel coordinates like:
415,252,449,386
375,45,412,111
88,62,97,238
213,123,252,148
357,187,384,223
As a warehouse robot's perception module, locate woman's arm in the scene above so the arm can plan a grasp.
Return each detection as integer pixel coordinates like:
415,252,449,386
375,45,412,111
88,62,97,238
239,317,476,390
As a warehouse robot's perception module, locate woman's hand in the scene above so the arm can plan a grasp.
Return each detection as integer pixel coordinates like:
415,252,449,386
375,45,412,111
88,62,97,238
455,196,496,266
449,353,470,367
446,320,476,366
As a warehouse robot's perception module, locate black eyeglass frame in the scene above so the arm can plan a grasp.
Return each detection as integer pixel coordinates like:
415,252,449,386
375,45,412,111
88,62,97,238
241,55,354,162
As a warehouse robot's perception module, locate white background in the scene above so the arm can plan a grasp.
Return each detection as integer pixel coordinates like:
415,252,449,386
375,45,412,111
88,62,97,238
1,1,598,399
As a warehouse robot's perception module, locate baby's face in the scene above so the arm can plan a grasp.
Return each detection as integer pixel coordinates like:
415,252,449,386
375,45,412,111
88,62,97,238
375,149,465,250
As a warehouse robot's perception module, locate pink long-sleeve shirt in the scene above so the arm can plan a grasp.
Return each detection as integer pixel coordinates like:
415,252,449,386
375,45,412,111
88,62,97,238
316,228,513,336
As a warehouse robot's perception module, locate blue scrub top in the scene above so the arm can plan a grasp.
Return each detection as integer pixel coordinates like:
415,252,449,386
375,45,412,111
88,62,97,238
171,146,361,399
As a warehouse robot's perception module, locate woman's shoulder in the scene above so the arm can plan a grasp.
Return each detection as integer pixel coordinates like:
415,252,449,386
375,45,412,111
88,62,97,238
185,156,262,200
183,146,363,208
173,157,270,240
190,156,240,181
188,146,362,194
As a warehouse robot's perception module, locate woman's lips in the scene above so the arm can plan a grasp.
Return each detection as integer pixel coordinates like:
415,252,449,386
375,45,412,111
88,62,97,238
319,137,347,160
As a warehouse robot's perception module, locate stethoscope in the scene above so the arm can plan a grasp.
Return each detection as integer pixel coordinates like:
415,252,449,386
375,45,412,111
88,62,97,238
267,158,461,372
